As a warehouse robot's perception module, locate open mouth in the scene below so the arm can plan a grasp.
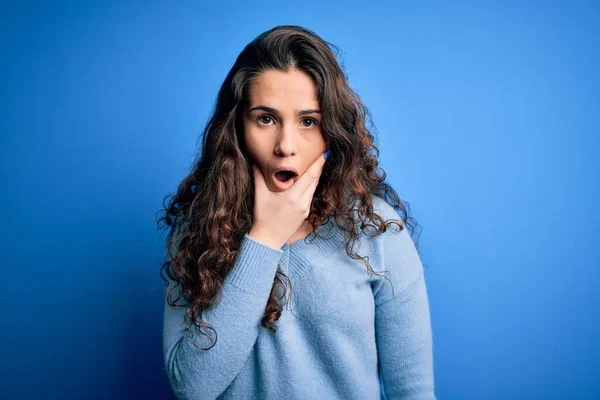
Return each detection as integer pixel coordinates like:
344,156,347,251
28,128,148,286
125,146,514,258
274,170,297,183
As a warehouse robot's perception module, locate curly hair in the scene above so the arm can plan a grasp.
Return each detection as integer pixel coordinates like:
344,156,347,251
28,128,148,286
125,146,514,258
156,25,422,350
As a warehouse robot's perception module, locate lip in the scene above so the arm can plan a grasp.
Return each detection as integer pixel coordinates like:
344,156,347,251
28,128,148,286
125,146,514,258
272,166,299,176
271,168,298,191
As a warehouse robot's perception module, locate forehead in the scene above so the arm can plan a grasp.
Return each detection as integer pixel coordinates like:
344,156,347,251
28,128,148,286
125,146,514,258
247,69,319,107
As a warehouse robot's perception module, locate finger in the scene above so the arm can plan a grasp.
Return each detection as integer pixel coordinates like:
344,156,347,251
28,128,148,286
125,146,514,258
301,168,322,205
291,151,328,196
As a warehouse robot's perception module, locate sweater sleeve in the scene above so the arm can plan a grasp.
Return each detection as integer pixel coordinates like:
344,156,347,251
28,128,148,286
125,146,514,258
371,204,436,399
162,233,285,400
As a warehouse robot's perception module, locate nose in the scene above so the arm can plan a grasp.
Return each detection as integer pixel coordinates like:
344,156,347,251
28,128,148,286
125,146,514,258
273,124,297,156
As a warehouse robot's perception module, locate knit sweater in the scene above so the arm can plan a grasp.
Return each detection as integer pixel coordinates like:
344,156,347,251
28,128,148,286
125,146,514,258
162,196,436,399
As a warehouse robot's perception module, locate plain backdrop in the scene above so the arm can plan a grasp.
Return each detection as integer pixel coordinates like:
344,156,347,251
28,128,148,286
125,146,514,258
1,1,598,399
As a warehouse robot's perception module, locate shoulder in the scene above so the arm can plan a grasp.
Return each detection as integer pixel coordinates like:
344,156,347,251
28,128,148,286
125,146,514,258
371,195,405,226
369,195,416,254
349,194,413,260
359,196,423,302
354,195,406,234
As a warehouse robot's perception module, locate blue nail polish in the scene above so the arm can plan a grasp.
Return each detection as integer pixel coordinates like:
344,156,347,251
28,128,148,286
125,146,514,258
324,150,330,160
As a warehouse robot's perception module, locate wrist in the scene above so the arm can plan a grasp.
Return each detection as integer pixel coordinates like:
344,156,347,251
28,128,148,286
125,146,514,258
248,229,283,250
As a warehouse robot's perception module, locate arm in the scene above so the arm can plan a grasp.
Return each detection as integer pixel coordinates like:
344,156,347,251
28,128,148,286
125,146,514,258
371,207,436,399
162,233,285,400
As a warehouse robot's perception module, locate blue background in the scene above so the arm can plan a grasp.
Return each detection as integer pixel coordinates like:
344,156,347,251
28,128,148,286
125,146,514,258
1,1,598,399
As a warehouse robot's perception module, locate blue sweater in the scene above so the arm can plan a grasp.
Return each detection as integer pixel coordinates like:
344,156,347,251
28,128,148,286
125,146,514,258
162,196,436,399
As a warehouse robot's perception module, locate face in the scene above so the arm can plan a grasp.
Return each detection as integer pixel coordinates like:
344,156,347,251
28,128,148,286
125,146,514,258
242,68,327,192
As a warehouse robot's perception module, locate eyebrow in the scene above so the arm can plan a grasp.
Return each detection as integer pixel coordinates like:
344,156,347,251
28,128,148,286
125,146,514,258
247,105,321,116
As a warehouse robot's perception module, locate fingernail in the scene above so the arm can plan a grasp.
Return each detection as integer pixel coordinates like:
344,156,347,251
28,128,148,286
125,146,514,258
324,150,330,160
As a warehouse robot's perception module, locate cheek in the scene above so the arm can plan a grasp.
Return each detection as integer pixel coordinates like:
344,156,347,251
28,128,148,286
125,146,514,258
242,131,267,165
314,135,327,154
242,125,256,153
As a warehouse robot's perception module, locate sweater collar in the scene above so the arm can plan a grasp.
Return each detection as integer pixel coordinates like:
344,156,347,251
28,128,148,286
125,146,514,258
280,216,346,260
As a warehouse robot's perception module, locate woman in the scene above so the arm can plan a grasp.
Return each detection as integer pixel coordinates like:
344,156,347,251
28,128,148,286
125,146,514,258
157,25,436,400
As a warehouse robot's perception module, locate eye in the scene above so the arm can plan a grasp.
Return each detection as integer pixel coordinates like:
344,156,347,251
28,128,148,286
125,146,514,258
257,115,275,126
302,118,319,128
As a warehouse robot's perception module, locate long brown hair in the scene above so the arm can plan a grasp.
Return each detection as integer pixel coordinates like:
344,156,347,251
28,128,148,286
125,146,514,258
156,25,421,350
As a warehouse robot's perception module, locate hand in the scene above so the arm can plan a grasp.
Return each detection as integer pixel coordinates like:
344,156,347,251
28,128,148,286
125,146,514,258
249,151,328,249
